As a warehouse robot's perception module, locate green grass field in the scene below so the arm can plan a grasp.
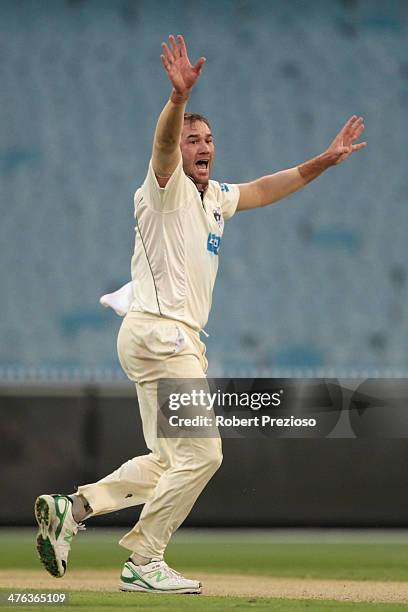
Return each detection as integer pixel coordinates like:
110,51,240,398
0,592,407,612
1,528,408,610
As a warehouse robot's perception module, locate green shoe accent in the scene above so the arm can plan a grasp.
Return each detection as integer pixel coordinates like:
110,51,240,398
53,496,70,540
121,563,155,590
148,570,169,583
63,529,74,544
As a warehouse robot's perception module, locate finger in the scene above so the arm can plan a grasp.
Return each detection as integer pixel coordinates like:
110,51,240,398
169,34,180,58
351,123,365,141
346,118,364,147
160,53,171,72
350,116,363,128
351,142,367,151
193,56,206,73
351,117,365,136
342,115,359,138
342,115,357,133
177,34,187,57
337,116,356,147
161,42,174,64
351,116,364,130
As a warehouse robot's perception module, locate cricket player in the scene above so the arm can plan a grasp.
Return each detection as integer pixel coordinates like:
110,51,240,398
35,35,366,594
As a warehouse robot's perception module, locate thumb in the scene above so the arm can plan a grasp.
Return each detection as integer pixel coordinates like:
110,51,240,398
194,56,206,73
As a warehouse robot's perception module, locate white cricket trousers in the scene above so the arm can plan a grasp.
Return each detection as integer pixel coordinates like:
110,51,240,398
77,311,222,559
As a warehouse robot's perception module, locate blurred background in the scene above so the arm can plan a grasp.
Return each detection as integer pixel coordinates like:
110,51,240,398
1,0,408,528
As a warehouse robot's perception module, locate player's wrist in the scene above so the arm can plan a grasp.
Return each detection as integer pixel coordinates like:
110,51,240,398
298,152,333,183
170,88,191,105
321,149,340,167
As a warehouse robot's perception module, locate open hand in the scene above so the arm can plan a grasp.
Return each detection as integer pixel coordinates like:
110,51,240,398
327,116,367,164
161,35,206,102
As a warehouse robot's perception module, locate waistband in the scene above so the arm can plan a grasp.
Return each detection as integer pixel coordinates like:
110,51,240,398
125,310,209,338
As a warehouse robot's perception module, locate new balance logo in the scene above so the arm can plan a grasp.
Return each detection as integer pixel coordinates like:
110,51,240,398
64,529,73,544
207,233,221,255
148,570,168,583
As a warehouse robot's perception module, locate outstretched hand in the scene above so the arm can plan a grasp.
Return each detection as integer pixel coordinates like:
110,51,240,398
327,116,367,164
161,35,206,103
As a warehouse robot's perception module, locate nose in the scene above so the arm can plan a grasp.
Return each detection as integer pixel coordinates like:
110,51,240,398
199,141,211,153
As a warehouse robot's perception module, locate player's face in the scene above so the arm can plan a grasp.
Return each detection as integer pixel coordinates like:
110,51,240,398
180,121,215,189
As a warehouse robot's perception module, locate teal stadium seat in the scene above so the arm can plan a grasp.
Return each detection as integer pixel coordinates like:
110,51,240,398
0,0,406,380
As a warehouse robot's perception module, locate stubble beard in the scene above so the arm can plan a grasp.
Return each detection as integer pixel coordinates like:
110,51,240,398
187,166,211,193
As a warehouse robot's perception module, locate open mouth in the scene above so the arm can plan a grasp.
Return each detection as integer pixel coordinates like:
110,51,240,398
195,159,209,170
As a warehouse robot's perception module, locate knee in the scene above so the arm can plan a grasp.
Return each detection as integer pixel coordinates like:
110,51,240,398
213,449,223,472
201,447,223,475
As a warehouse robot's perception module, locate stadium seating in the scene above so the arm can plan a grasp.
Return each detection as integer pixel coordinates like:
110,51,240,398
1,0,406,380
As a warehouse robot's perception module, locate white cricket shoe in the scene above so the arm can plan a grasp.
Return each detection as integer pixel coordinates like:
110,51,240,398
35,494,85,577
119,558,201,594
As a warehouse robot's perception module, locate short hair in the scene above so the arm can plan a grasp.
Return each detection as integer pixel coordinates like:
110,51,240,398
183,112,212,131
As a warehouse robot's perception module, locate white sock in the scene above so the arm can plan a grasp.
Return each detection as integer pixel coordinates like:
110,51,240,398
69,494,92,523
131,552,152,566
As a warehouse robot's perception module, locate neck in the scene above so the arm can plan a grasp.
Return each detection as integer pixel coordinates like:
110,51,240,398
187,175,207,193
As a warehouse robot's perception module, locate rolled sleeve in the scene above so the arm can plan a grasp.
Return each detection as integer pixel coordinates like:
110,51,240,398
143,158,188,212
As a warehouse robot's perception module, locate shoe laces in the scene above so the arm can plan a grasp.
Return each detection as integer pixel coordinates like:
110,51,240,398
68,522,86,539
143,559,183,582
158,561,184,581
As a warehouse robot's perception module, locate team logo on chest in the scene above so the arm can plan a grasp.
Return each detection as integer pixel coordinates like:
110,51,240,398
212,206,224,232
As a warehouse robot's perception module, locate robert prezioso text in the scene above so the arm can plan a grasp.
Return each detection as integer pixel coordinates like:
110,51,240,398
168,415,316,428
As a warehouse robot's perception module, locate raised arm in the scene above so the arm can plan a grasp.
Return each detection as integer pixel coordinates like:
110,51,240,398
152,35,206,188
237,115,366,211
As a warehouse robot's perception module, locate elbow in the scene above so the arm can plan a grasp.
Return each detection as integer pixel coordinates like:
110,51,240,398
255,179,283,208
257,188,277,208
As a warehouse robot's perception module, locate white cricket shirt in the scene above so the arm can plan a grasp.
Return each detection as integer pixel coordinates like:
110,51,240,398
129,158,240,331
